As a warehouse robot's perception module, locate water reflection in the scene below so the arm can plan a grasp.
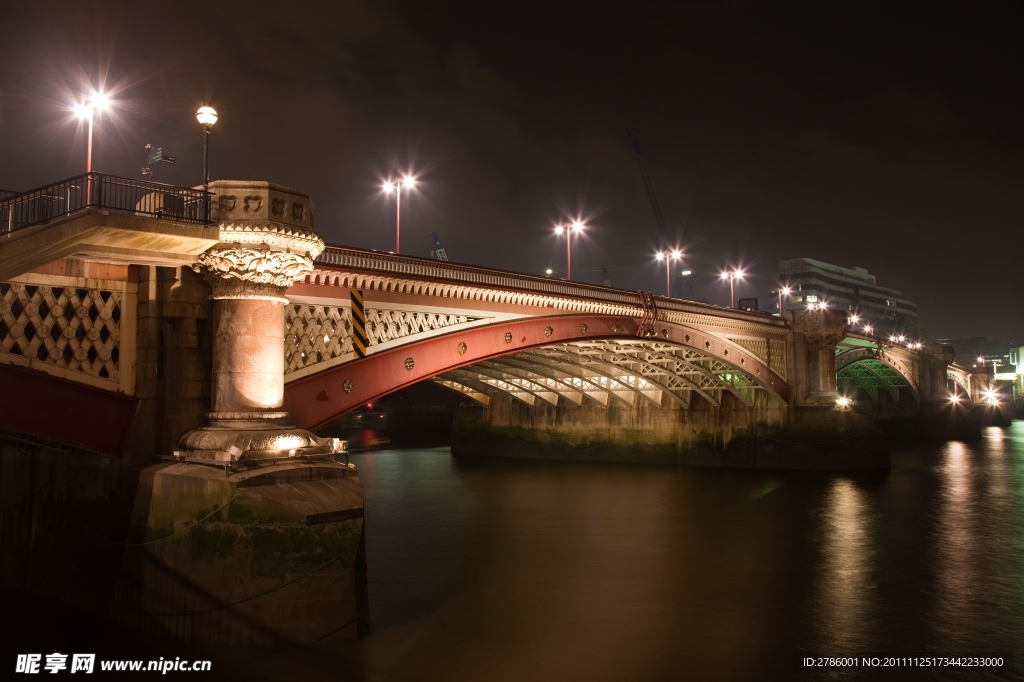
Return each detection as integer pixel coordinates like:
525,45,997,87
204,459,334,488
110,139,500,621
816,478,875,651
332,426,1024,681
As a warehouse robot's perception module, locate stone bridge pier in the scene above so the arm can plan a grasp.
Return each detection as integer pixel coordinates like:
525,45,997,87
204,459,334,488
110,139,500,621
121,182,368,647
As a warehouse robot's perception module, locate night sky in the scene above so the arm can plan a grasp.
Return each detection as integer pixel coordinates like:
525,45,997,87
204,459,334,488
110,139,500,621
0,2,1020,341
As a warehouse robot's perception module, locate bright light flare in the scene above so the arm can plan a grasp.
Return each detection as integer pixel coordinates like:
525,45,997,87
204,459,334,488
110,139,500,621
402,175,416,189
382,180,395,194
950,394,961,404
670,250,682,260
571,220,584,233
655,252,665,261
849,315,860,324
554,225,564,235
196,105,218,127
781,286,791,295
863,325,873,334
91,92,110,111
836,396,851,408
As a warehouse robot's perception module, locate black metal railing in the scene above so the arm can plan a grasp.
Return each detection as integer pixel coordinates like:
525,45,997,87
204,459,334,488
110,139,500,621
0,189,18,199
0,173,212,235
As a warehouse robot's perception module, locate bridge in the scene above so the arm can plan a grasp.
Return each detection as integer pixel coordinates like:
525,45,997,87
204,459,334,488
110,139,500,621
0,175,986,463
0,174,992,646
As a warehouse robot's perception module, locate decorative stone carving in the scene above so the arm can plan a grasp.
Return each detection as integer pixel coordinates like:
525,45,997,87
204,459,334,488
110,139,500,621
243,195,262,213
272,198,285,217
292,202,305,221
194,246,315,298
220,195,237,211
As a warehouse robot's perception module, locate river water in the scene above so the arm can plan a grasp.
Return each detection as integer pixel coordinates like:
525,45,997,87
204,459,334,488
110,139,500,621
6,425,1022,680
337,423,1024,681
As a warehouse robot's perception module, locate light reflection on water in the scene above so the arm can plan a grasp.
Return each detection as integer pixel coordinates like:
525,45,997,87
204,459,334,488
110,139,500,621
342,422,1024,681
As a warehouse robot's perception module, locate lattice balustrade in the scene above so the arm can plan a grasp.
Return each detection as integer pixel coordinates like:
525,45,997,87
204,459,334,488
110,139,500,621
365,309,481,346
0,282,122,382
726,338,787,379
284,304,486,374
285,305,353,374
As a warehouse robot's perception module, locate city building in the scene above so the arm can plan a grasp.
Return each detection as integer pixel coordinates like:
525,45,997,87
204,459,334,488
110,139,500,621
771,258,918,319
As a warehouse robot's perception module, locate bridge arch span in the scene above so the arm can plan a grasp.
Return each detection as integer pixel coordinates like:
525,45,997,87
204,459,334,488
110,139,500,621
836,346,920,403
283,314,789,430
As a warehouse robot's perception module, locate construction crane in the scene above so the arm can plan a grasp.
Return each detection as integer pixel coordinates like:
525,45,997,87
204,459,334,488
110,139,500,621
429,231,449,261
627,132,692,245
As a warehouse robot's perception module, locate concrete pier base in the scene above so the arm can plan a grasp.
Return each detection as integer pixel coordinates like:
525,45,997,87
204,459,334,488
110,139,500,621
113,460,368,646
0,441,368,649
451,397,889,471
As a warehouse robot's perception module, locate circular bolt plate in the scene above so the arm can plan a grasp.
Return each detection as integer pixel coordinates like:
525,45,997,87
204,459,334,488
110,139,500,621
458,342,467,354
343,379,354,394
544,326,553,337
404,357,415,370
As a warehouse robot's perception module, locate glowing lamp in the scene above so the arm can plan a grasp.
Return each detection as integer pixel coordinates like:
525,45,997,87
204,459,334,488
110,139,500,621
196,105,218,127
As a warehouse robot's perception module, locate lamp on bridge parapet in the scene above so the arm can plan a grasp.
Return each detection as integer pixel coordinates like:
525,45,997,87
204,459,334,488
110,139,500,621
655,250,682,297
72,91,111,176
720,269,744,308
554,220,584,281
382,174,416,254
777,286,791,316
196,105,218,220
196,105,218,224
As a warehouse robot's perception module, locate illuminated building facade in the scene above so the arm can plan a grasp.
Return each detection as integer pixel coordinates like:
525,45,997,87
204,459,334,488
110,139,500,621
773,258,917,319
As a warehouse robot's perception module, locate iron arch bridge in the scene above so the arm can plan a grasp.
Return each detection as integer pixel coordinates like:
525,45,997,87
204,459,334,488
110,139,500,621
835,336,920,403
281,247,790,429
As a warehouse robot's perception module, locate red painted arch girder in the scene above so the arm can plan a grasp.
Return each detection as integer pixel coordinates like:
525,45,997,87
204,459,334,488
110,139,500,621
282,314,789,429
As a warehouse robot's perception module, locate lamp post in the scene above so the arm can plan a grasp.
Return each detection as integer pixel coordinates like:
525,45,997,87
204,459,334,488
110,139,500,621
777,286,791,317
73,92,110,204
382,175,415,254
554,221,584,280
73,92,110,175
720,269,744,308
655,250,682,297
196,105,218,222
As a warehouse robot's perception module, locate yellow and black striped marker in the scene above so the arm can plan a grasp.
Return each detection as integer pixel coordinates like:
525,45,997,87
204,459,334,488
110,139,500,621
350,289,368,358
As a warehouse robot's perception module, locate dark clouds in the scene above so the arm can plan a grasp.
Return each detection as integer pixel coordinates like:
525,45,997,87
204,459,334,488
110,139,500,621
0,1,1020,340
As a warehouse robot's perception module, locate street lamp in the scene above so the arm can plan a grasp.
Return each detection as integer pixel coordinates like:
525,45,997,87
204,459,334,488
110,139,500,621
72,91,111,175
655,250,682,297
720,269,744,308
554,220,584,280
196,105,218,221
382,174,415,254
777,286,791,317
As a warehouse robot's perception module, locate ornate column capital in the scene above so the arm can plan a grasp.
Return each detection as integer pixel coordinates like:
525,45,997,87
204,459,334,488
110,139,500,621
194,245,314,301
191,181,326,301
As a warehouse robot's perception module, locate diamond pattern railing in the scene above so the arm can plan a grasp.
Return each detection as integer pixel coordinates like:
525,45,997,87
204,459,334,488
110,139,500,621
0,281,122,383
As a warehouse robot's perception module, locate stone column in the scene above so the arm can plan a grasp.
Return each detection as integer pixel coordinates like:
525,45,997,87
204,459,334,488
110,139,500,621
787,308,849,406
177,181,340,463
